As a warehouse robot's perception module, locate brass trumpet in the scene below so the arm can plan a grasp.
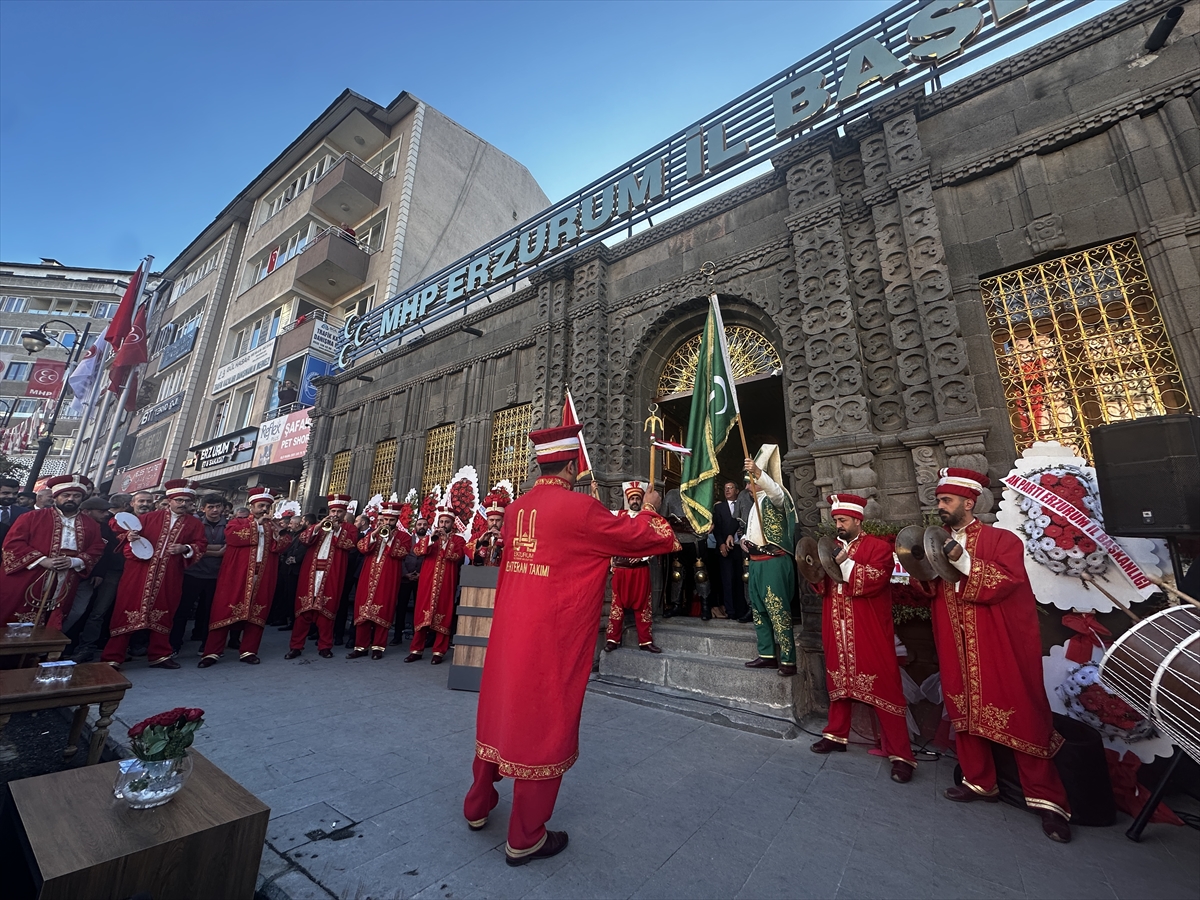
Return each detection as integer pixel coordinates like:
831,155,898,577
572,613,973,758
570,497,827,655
320,516,336,532
377,524,392,540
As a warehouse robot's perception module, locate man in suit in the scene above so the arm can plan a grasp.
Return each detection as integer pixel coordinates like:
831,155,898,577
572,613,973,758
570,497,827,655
712,479,750,621
0,477,30,544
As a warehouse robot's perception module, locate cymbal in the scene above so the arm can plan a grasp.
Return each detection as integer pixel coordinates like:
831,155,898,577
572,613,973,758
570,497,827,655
795,536,824,585
924,525,963,583
894,525,936,582
817,536,845,583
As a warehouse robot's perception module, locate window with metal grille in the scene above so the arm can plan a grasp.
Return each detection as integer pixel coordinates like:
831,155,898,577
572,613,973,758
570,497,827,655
370,438,397,497
981,238,1190,462
327,450,352,494
489,404,533,492
421,424,456,497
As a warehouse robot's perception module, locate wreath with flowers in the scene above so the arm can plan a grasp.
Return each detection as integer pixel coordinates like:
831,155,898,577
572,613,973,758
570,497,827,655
1015,466,1108,578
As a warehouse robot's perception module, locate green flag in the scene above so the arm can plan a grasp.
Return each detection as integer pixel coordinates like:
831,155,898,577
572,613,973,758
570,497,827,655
680,295,739,534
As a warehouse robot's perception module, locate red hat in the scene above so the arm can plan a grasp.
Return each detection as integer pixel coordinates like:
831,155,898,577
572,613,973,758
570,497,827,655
248,486,277,505
47,474,88,497
623,480,646,500
529,424,583,464
380,501,403,517
164,479,198,499
828,493,867,521
935,467,988,499
280,510,294,518
326,493,353,510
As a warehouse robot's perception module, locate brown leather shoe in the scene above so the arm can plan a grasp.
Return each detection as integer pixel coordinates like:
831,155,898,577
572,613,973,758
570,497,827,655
318,648,333,659
371,649,384,660
639,643,663,654
944,785,998,803
284,649,302,660
506,830,569,866
1040,811,1071,843
346,648,368,659
150,657,182,669
777,663,797,676
891,760,915,783
404,652,423,662
197,655,219,669
431,654,445,665
810,737,847,754
239,653,261,665
604,641,619,652
744,657,778,669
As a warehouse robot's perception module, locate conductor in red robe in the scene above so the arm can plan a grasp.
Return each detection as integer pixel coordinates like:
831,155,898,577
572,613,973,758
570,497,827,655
102,479,206,670
1,474,104,629
286,494,358,659
200,487,289,668
405,503,466,664
920,467,1071,843
806,494,916,782
464,424,679,866
604,480,661,654
349,501,412,659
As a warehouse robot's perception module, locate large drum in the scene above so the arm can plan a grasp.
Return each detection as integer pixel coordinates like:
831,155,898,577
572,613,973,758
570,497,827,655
1099,606,1200,764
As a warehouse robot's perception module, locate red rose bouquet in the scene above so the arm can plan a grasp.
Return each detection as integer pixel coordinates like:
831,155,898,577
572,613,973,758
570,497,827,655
127,707,205,761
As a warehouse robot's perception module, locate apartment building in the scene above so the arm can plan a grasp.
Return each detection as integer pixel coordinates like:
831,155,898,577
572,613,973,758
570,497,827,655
0,260,147,483
123,90,549,500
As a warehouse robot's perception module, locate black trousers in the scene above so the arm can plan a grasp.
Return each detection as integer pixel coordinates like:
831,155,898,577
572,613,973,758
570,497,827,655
717,545,749,618
269,565,300,624
393,580,418,636
170,575,217,651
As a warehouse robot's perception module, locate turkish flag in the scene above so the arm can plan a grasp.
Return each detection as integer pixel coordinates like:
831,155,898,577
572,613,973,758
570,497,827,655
25,358,67,399
107,304,149,394
109,263,145,351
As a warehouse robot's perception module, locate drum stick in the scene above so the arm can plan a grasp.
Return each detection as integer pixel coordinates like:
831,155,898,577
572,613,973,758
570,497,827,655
1079,575,1140,623
1146,576,1200,611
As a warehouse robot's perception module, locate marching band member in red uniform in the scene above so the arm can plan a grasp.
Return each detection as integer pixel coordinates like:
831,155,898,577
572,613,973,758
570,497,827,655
807,494,916,782
406,503,466,664
102,479,206,669
464,424,678,866
604,480,661,654
199,487,289,668
349,501,411,660
919,467,1071,843
467,494,508,567
1,474,104,629
286,494,358,659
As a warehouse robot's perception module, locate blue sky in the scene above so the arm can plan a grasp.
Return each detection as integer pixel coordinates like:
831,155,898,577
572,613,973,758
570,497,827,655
0,1,1115,272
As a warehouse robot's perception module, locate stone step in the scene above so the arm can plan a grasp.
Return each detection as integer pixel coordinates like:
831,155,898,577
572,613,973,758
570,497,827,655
597,644,803,721
586,677,803,740
645,619,801,662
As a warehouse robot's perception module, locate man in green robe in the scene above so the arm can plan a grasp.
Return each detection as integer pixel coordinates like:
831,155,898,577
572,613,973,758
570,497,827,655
739,444,797,676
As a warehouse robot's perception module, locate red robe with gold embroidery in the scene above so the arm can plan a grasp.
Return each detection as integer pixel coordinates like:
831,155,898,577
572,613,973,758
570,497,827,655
353,529,412,627
209,516,291,630
475,475,679,779
412,530,466,635
1,507,104,628
295,521,359,618
810,533,907,718
109,509,207,637
920,518,1062,759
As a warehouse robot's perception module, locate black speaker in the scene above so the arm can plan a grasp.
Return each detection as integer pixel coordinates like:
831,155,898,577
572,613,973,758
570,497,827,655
1091,415,1200,536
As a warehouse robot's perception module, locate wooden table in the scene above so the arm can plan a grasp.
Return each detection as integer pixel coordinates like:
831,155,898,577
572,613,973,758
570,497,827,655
2,750,270,900
0,627,70,666
0,663,132,765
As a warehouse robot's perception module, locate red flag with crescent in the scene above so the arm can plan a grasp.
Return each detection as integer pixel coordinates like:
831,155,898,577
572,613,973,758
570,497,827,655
107,304,149,394
25,358,67,399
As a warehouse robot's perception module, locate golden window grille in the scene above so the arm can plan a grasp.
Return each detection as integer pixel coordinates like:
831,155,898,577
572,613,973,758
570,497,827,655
327,450,352,494
657,325,781,398
981,238,1190,462
489,403,533,493
369,438,397,497
421,423,456,497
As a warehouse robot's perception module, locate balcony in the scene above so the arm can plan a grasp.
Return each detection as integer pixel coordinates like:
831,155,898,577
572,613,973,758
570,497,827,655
275,310,344,362
312,155,383,224
295,228,370,301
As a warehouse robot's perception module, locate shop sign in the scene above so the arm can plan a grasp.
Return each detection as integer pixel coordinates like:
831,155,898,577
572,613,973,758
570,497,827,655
256,408,311,465
193,427,258,471
212,339,275,393
344,0,1071,367
299,357,333,406
309,320,341,360
158,322,198,372
115,458,167,493
139,391,184,427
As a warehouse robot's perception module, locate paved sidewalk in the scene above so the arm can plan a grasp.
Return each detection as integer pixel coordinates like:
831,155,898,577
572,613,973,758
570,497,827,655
95,628,1197,900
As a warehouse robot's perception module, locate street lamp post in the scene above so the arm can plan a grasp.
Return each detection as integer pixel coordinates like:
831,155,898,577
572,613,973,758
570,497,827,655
20,319,91,493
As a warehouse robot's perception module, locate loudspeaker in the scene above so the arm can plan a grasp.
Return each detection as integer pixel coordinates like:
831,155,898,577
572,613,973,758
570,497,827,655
1091,415,1200,536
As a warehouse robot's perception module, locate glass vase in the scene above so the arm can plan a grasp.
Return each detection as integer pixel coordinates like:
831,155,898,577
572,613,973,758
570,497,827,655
113,752,193,808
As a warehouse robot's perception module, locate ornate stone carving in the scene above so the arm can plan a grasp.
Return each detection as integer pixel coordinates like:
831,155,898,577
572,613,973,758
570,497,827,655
1025,214,1068,254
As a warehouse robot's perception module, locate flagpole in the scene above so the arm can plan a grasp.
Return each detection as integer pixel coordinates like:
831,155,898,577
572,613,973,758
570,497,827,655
93,257,154,486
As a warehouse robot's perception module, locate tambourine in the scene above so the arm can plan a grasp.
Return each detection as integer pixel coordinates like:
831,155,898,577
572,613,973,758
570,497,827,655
114,512,142,532
130,537,155,560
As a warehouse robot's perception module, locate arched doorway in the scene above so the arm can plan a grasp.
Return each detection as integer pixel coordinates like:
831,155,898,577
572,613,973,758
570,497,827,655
654,322,788,493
